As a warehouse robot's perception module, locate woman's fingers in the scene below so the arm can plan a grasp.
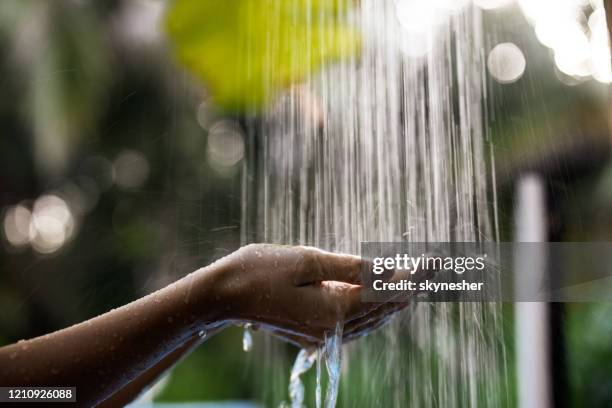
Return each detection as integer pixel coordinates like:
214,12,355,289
324,265,414,322
308,282,379,322
295,247,364,286
269,311,395,349
268,329,320,349
300,268,413,334
258,320,324,344
343,315,394,343
344,300,411,335
297,279,400,328
317,251,365,284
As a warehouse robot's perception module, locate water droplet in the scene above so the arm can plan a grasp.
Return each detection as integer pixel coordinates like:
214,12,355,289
198,330,207,339
243,324,253,352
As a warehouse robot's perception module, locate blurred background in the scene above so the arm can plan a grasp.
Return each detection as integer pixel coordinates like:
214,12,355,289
1,0,612,406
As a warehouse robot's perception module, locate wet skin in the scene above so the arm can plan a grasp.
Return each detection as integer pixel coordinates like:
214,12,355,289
0,244,409,406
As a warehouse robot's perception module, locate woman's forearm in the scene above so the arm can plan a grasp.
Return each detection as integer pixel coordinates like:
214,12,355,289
0,259,232,407
98,329,218,407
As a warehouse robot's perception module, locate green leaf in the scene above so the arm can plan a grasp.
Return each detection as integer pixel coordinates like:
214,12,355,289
165,0,360,112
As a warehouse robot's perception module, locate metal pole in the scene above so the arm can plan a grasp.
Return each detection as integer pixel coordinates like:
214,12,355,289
514,174,552,408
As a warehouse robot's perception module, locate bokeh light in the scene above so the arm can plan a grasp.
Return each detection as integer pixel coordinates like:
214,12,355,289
433,0,470,13
519,0,612,83
487,42,527,83
29,195,75,254
534,9,586,50
394,0,457,59
196,99,214,130
474,0,514,10
0,194,77,254
114,0,165,47
589,8,612,83
113,150,150,190
396,0,440,34
2,204,32,248
206,120,245,174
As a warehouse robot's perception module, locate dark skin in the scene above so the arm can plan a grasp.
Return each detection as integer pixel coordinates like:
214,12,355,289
0,244,410,407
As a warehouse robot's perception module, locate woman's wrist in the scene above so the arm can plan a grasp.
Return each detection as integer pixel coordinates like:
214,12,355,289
187,252,246,328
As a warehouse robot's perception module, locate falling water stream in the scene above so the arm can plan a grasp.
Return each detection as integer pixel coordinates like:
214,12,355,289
288,349,316,408
282,323,343,408
241,0,507,406
322,324,343,408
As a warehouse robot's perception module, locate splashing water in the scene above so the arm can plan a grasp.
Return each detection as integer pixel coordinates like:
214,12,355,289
242,0,507,406
286,324,343,408
243,323,253,352
323,324,342,408
288,349,317,408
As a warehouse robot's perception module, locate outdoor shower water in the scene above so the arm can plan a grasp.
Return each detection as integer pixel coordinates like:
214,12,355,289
285,324,343,408
241,0,506,406
288,349,316,408
322,324,342,408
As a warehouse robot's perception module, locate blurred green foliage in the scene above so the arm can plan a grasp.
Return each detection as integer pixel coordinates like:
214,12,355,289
165,0,359,111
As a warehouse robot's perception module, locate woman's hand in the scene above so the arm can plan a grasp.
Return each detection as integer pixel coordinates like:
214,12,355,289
206,244,408,348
